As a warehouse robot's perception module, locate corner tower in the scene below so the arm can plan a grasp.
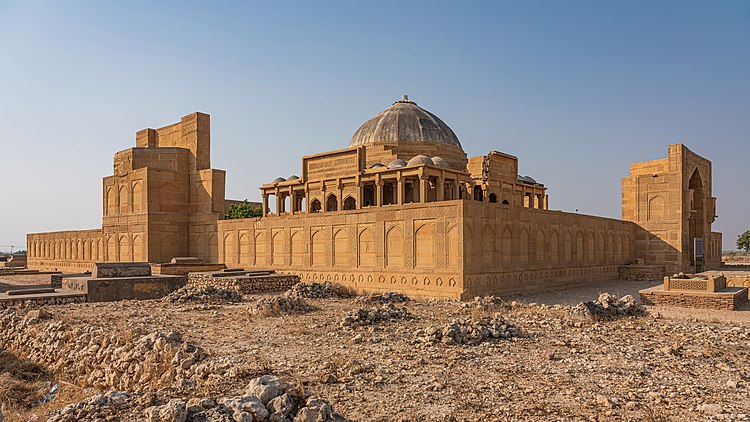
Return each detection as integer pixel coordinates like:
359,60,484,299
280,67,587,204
622,144,721,273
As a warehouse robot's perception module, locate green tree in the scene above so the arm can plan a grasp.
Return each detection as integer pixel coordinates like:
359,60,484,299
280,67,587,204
738,230,750,253
224,200,262,220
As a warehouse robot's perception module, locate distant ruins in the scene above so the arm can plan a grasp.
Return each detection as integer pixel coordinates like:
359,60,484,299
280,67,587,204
26,96,723,299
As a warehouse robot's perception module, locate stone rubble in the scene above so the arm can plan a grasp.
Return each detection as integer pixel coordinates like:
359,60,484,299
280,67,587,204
355,291,410,304
286,281,350,299
415,313,519,345
249,295,314,317
341,303,411,327
0,308,206,391
163,285,243,304
459,295,510,311
48,376,351,422
572,293,645,320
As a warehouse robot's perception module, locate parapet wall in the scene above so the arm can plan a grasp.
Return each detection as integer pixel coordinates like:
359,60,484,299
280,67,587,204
217,201,466,299
461,201,639,297
217,200,643,299
26,229,103,272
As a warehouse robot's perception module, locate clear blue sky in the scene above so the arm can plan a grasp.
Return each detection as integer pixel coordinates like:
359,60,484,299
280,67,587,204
0,1,747,251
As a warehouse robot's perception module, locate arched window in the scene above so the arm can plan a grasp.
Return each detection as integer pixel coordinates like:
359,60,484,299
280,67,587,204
488,193,497,203
473,186,483,201
501,199,510,206
309,199,321,213
326,194,338,212
343,196,356,210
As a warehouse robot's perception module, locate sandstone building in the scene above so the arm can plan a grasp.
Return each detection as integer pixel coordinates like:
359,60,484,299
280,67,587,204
26,96,722,299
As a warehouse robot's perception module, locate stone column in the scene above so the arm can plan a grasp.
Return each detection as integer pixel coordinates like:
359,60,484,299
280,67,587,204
275,188,282,214
358,182,364,209
437,173,445,201
419,175,428,203
337,180,343,210
397,176,404,205
262,194,268,217
376,180,383,207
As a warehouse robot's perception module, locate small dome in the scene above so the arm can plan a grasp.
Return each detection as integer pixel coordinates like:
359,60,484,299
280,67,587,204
518,175,537,185
431,156,448,169
368,163,385,169
407,155,434,167
272,177,286,183
349,95,462,150
287,175,299,180
387,159,407,169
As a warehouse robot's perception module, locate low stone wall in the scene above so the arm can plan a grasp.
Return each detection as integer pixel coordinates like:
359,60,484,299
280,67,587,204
618,264,666,281
0,294,86,310
640,288,748,311
700,270,750,299
187,272,298,293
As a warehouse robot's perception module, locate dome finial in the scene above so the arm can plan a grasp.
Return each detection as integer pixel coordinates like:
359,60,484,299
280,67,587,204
402,94,408,101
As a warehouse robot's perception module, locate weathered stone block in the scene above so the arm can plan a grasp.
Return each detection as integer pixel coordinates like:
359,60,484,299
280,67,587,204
92,262,151,278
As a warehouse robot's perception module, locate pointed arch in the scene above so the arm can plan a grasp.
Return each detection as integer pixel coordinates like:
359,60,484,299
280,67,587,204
239,232,251,265
519,227,530,266
106,188,117,215
310,230,325,267
535,229,545,265
119,235,131,261
414,223,435,268
271,231,284,265
549,230,560,265
482,225,496,268
133,234,145,262
333,228,349,267
386,226,404,268
222,233,235,265
309,198,321,213
325,194,338,212
343,196,356,210
254,232,267,265
290,231,304,266
118,185,128,215
502,226,513,267
596,232,607,265
575,231,583,263
208,234,218,263
131,181,143,213
358,227,375,267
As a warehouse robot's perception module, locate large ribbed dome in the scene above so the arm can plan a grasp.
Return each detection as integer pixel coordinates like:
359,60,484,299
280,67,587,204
349,95,462,149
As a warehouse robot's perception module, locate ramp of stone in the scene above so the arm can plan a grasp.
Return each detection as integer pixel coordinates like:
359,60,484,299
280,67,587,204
188,269,299,293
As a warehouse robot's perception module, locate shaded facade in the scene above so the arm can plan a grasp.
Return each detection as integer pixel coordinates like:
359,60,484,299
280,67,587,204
27,97,721,298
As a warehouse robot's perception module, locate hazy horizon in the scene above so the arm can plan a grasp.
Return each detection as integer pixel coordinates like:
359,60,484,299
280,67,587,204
1,1,747,251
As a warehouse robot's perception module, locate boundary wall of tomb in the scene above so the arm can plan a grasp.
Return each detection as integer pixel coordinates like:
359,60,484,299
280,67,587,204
26,229,102,272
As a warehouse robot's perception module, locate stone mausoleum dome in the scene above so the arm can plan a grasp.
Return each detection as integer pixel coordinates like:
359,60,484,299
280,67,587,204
349,95,463,150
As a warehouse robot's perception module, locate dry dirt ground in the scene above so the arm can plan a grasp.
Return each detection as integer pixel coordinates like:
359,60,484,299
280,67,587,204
2,273,750,421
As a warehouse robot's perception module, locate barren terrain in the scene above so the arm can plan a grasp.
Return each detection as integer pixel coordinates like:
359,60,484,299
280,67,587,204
1,274,750,421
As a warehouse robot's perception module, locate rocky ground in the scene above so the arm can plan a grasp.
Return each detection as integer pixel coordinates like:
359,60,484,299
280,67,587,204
1,275,750,421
